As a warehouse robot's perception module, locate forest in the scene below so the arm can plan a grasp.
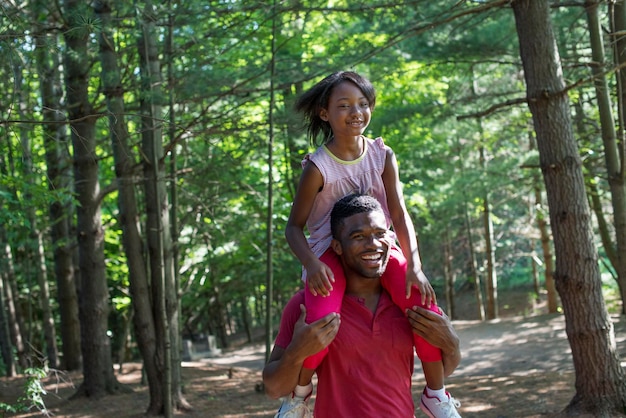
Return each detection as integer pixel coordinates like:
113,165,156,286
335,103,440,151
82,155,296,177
2,0,626,416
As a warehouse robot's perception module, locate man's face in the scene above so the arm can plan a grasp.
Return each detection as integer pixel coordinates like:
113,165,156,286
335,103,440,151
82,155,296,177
331,210,390,279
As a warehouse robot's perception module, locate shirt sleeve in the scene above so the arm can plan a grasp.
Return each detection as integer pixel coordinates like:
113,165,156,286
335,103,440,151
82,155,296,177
274,290,306,349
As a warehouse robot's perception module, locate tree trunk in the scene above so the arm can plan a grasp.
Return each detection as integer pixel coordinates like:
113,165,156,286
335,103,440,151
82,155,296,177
443,226,456,319
464,193,484,321
137,0,188,413
165,4,183,395
266,7,278,364
21,128,59,371
16,56,59,369
283,83,304,199
512,1,626,415
588,178,620,278
33,3,82,370
610,0,626,312
63,0,120,398
586,0,626,313
115,308,133,373
529,131,558,313
241,297,252,343
481,147,498,319
573,93,623,311
530,250,539,300
0,228,28,370
535,181,558,313
213,293,228,349
94,0,163,410
466,70,487,321
0,265,15,376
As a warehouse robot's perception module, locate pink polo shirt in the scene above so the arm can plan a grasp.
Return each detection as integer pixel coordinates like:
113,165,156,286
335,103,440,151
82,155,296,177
275,290,416,418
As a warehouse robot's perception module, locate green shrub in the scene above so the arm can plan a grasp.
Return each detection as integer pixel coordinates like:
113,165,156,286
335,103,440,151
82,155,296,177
0,367,49,417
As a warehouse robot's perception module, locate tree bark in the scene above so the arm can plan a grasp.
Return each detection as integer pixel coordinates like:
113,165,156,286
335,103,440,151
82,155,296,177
137,0,188,413
512,1,626,415
529,131,558,312
0,227,28,370
33,3,82,370
586,0,626,314
443,226,456,319
463,192,485,321
0,264,15,376
16,53,59,369
94,0,163,409
63,0,120,398
480,147,498,319
535,180,558,313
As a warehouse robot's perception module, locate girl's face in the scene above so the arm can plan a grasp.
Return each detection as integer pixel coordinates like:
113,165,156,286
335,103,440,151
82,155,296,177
320,81,372,140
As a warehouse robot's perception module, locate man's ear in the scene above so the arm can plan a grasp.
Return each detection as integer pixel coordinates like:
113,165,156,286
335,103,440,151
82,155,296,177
330,238,342,255
319,108,329,121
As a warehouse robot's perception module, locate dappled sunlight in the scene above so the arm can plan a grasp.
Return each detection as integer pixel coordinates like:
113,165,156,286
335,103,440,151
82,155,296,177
448,314,574,379
3,314,626,417
440,371,575,417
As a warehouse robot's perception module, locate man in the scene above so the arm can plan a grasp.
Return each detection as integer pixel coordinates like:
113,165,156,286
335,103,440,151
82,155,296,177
263,193,461,417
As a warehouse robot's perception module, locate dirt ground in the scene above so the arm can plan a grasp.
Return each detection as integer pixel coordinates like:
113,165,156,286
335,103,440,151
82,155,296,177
2,289,626,418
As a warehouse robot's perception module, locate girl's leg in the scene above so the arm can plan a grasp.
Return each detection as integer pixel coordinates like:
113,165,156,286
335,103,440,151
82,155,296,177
380,246,442,362
302,248,346,370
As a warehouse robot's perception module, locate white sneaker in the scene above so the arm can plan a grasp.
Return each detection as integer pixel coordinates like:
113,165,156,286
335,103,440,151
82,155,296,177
274,393,312,418
419,388,461,418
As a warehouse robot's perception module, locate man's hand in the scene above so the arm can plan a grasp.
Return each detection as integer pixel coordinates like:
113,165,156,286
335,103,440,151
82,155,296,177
263,304,340,399
289,304,340,358
406,306,461,377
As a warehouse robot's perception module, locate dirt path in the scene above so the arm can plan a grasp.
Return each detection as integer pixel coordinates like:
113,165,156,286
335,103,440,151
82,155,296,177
3,313,625,417
206,313,577,375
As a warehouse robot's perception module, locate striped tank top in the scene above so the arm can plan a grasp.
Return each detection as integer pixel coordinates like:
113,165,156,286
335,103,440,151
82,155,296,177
303,136,392,261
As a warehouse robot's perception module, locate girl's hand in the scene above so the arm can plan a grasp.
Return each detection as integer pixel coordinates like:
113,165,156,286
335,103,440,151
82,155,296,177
406,268,436,308
305,259,335,297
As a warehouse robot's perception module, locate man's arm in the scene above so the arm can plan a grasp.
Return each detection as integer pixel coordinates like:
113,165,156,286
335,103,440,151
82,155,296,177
406,306,461,377
263,304,340,399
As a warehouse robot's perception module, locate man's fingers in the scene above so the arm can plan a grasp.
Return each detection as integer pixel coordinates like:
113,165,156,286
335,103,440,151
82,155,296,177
408,306,439,327
310,312,339,328
412,305,436,317
324,315,340,339
308,313,340,346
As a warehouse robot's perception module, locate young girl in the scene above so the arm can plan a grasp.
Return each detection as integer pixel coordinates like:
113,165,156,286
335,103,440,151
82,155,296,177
277,71,460,418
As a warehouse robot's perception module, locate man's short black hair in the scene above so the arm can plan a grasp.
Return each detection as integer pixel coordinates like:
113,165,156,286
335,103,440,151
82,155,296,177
330,193,383,239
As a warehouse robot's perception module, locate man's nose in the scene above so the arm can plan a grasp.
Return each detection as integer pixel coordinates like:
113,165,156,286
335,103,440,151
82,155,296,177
364,234,383,248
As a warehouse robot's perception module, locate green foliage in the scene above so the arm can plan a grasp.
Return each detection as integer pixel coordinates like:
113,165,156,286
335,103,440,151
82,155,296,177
0,367,49,417
2,0,625,363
